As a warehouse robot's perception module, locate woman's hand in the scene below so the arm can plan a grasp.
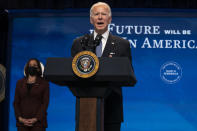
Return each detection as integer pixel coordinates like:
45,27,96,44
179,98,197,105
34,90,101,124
27,118,38,124
18,117,33,126
18,117,37,126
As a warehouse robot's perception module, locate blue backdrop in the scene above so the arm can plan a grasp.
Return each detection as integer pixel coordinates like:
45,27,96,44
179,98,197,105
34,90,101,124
8,9,197,131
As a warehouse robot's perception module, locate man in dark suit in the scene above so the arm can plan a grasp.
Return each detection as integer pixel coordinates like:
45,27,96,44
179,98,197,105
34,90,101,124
71,2,134,131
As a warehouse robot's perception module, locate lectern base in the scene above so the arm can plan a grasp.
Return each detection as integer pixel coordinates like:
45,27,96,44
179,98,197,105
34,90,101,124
75,98,104,131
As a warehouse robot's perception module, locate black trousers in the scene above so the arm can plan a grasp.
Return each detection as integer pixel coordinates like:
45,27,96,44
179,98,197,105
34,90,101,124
17,127,46,131
104,123,121,131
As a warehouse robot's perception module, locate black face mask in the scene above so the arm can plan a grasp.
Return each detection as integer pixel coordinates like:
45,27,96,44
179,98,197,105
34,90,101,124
27,66,38,76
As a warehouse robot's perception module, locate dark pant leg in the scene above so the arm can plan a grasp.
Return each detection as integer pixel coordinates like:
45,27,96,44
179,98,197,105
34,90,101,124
17,126,31,131
17,126,45,131
30,127,46,131
104,123,121,131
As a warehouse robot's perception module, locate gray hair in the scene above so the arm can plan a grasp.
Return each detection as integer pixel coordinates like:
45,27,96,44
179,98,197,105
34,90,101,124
90,2,112,17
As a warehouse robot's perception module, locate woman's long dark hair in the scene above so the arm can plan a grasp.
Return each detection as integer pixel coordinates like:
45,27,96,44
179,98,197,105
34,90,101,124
24,58,42,77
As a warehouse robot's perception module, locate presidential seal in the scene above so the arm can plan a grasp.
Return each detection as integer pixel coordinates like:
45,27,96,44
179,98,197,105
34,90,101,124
160,61,182,84
72,51,99,78
0,64,6,102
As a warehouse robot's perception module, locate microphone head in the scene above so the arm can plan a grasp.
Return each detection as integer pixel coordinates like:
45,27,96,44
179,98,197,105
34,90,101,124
94,34,102,46
80,34,90,50
83,34,90,41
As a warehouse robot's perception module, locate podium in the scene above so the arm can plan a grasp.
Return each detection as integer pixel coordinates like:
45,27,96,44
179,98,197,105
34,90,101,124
44,57,136,131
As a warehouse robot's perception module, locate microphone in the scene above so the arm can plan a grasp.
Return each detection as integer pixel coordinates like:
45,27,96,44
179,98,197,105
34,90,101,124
80,34,102,53
94,34,102,47
80,34,90,50
90,34,102,53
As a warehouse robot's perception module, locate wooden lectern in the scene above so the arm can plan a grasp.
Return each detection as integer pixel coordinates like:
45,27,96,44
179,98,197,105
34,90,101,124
44,57,136,131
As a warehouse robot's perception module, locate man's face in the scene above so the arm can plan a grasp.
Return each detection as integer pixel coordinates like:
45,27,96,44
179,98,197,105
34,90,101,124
90,5,111,34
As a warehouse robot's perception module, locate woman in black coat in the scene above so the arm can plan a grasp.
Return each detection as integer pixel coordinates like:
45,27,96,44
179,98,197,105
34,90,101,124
13,58,49,131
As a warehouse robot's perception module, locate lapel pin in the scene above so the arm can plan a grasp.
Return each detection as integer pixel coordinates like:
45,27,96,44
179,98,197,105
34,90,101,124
110,52,115,55
109,52,115,58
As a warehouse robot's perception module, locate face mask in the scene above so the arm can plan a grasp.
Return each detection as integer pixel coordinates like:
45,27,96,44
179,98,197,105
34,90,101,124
27,66,38,76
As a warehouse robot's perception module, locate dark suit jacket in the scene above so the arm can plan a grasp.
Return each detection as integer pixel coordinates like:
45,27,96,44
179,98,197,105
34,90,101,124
13,77,49,127
71,33,133,123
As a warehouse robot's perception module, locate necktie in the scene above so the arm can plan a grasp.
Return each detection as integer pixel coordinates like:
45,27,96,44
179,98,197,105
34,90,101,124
96,35,103,57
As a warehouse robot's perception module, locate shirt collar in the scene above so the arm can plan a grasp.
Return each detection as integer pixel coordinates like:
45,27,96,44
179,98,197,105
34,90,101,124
93,30,109,41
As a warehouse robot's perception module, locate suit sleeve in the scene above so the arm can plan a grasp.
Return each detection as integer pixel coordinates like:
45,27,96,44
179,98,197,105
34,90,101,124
71,39,77,57
71,38,81,57
35,81,49,122
13,80,22,120
121,40,135,73
124,40,132,63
